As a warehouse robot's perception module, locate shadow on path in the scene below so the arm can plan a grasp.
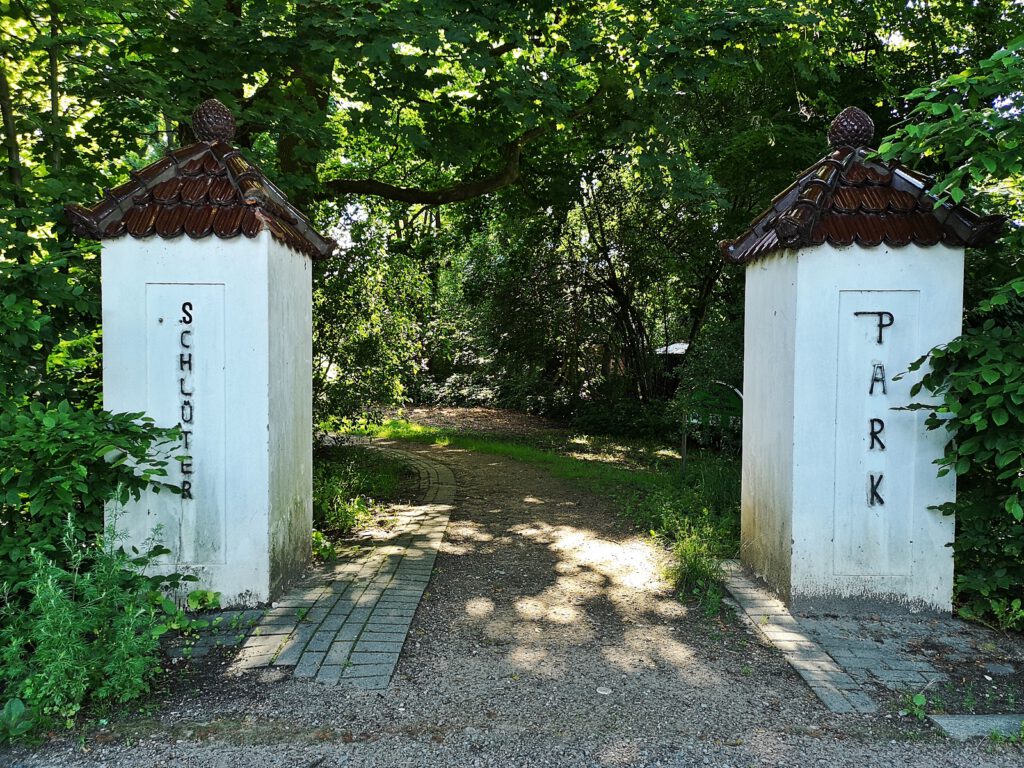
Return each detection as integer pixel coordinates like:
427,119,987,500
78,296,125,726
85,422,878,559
6,440,1022,768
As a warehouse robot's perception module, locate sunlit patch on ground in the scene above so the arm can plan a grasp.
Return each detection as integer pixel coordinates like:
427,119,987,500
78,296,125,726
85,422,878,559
465,596,495,618
509,645,550,672
446,520,494,542
565,434,683,470
596,740,645,767
440,519,496,554
600,627,698,674
508,521,666,597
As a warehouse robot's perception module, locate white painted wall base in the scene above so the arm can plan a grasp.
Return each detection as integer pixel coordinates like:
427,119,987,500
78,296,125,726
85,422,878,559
102,233,312,606
741,243,961,613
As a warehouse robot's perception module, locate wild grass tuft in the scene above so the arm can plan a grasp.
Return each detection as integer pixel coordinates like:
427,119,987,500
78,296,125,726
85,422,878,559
312,444,410,547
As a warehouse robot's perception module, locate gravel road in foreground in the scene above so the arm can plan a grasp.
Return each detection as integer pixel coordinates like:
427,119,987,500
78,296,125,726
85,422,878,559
5,442,1021,767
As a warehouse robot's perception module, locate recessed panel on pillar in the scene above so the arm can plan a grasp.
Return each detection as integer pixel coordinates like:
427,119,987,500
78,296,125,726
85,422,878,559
833,290,919,577
144,283,227,564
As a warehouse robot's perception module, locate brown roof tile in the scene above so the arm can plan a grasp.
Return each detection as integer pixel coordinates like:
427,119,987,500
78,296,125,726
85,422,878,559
721,108,1005,264
65,101,334,259
184,205,216,239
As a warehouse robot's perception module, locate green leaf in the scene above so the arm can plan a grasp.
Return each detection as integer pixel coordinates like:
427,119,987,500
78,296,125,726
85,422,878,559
1007,497,1024,522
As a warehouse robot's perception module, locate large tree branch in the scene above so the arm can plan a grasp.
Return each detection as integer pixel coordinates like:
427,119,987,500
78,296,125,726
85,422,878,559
322,92,597,205
0,61,23,192
48,4,61,173
489,41,518,57
324,142,526,205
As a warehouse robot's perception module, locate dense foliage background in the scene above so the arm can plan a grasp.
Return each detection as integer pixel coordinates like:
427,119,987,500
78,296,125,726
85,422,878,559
4,1,1020,428
1,1,1023,728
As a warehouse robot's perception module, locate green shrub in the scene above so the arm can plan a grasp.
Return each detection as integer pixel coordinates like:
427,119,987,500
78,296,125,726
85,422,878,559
908,277,1024,630
421,371,499,408
0,698,34,744
669,383,743,453
571,398,673,439
620,466,740,614
314,483,375,534
312,445,407,535
0,402,177,597
669,315,744,453
311,530,336,561
0,524,207,733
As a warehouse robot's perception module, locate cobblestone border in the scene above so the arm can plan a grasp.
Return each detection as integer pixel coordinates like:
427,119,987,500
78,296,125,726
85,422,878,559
231,442,455,689
722,561,878,714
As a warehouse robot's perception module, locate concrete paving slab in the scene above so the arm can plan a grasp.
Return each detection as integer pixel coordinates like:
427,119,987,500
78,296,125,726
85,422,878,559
929,714,1024,741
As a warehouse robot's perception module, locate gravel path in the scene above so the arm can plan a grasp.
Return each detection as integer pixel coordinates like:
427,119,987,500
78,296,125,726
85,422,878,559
5,442,1022,767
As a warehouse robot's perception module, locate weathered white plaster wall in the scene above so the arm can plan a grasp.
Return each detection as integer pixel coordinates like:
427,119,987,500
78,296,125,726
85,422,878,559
102,232,311,606
741,253,798,599
741,242,961,612
267,238,313,597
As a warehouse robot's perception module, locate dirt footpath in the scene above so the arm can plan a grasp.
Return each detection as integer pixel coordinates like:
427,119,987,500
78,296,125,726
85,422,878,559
6,443,1021,767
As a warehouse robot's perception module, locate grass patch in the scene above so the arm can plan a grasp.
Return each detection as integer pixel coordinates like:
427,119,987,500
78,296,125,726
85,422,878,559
346,419,740,610
312,445,411,551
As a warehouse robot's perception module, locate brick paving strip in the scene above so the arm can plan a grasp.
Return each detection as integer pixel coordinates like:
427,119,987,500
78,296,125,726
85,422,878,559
723,561,974,715
230,441,455,689
723,561,880,714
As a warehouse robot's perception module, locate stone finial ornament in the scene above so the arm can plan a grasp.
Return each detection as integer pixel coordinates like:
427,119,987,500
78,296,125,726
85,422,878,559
827,106,874,149
192,98,236,143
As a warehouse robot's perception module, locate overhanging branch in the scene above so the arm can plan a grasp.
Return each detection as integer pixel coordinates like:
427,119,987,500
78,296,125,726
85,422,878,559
321,82,606,205
323,142,527,205
321,95,596,206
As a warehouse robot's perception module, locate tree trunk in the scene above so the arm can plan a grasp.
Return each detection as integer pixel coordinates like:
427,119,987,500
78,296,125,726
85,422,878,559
49,6,61,174
0,61,23,192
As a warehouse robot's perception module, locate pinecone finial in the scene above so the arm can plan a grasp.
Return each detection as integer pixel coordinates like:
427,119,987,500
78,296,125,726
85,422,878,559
828,106,874,149
192,99,236,143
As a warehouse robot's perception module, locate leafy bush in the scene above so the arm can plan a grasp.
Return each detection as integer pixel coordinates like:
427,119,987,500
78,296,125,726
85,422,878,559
420,371,499,408
0,403,176,596
669,384,743,453
571,398,673,439
0,698,34,744
669,315,744,452
618,457,740,613
0,524,209,733
314,488,375,535
312,222,426,434
310,530,336,561
908,278,1024,629
1,169,200,742
630,489,736,613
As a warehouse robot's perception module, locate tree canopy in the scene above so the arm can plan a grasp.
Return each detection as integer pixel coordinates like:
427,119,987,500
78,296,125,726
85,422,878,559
2,0,1021,420
3,0,1024,637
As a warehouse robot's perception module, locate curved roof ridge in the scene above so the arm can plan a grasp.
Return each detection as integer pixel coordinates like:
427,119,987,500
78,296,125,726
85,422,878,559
720,114,1005,265
66,102,335,259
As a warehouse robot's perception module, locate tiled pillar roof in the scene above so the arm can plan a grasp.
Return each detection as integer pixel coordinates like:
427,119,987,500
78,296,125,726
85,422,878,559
66,100,335,259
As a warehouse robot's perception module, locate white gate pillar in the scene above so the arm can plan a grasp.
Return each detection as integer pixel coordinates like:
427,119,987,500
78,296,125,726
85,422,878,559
720,107,1003,613
67,100,335,606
